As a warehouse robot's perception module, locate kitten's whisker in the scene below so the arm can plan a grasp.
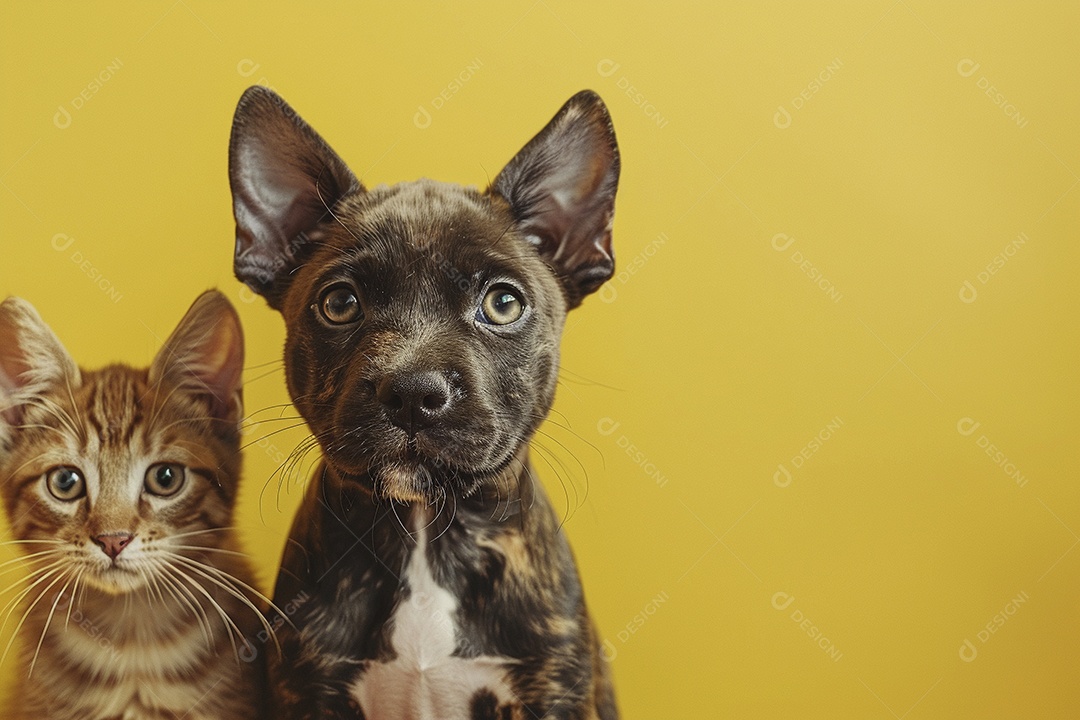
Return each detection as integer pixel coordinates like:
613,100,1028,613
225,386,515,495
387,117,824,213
1,568,70,672
23,396,80,441
0,562,66,621
63,569,84,632
163,564,244,662
153,561,215,650
0,549,61,574
5,453,62,485
29,570,75,677
141,563,182,627
164,552,289,649
10,423,66,437
62,371,87,446
0,539,65,548
157,561,222,651
143,564,168,611
151,415,232,435
168,545,250,559
168,527,239,541
162,552,275,607
145,377,193,436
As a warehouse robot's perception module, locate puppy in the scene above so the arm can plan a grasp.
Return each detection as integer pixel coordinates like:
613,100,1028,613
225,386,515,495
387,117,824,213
229,85,620,720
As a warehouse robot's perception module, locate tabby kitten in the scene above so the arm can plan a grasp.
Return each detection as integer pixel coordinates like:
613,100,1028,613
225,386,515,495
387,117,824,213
0,290,269,720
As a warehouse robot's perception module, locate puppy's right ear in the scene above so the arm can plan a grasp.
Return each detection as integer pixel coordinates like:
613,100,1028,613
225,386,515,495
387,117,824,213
228,86,361,308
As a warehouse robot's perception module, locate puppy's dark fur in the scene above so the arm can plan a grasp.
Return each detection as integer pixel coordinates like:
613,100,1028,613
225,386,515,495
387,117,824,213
229,85,620,719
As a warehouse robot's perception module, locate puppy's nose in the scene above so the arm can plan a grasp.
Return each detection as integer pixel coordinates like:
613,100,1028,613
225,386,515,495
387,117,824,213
377,371,453,435
92,533,134,560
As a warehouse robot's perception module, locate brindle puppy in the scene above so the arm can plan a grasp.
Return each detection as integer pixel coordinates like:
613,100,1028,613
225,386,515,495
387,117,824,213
228,86,620,720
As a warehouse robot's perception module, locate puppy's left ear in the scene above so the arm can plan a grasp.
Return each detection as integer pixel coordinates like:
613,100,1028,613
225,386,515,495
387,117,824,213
490,90,620,309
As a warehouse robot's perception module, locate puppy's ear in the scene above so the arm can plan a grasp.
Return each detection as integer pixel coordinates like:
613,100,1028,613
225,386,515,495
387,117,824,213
149,290,244,427
229,86,361,308
490,90,620,309
0,298,81,430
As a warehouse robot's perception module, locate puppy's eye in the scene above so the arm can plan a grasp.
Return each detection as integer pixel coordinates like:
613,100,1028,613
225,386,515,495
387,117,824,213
145,463,185,497
478,285,525,326
319,285,362,325
46,467,85,501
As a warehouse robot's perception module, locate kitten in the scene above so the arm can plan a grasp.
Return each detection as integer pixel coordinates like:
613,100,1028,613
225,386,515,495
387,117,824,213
0,290,269,720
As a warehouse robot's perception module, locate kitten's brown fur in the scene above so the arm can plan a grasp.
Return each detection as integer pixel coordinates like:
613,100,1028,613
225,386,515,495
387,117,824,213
0,291,268,720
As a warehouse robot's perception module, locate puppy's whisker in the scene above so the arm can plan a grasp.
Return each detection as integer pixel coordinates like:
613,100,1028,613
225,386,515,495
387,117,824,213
240,415,306,429
244,404,297,420
258,432,328,518
531,427,591,504
531,440,585,528
388,500,413,542
243,365,287,386
242,357,286,372
556,366,624,392
241,422,315,451
315,174,364,245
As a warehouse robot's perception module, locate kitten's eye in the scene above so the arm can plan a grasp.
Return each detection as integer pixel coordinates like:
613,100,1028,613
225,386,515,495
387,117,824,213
145,463,186,497
46,467,85,501
319,285,362,325
478,285,525,326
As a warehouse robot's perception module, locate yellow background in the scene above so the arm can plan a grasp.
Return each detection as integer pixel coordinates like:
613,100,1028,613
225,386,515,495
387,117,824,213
1,2,1078,717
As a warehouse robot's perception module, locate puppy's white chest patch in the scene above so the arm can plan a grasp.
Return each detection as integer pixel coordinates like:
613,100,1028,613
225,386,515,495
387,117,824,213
350,524,515,719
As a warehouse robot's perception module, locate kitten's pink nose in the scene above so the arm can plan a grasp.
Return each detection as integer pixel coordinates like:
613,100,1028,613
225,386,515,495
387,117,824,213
93,533,134,560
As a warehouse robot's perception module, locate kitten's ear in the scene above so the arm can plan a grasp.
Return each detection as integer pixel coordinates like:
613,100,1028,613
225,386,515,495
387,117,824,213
490,90,620,309
150,291,244,426
229,86,361,309
0,298,80,427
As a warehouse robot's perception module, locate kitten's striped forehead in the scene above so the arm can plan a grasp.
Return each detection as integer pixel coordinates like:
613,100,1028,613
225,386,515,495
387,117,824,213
79,366,151,504
84,365,146,448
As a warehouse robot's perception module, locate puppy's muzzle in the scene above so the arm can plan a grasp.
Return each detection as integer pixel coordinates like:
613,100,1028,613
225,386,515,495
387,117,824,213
376,369,454,437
